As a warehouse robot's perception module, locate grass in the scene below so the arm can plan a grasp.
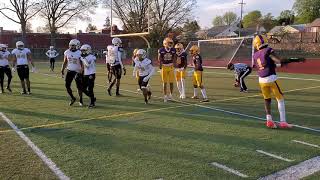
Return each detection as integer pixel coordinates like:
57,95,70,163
0,61,319,179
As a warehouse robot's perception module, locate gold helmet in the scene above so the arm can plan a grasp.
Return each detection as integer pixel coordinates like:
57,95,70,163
175,43,184,54
189,45,200,56
253,35,268,50
133,48,139,57
163,37,174,48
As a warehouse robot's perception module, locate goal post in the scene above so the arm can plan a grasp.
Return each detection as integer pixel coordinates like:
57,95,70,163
193,36,255,69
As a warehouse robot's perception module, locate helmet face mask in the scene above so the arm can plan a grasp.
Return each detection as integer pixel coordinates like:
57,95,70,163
69,39,80,52
112,38,122,46
16,41,24,50
163,38,174,48
175,43,184,54
136,49,147,61
0,44,7,52
80,44,92,57
50,46,54,50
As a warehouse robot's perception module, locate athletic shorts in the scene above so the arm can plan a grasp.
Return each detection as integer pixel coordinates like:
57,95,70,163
17,65,29,81
193,71,203,87
138,75,149,89
161,65,174,83
111,64,122,79
259,80,284,100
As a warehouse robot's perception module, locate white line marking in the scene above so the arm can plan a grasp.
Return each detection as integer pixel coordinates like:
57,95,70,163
0,112,70,180
210,162,249,178
292,140,319,148
256,150,294,162
259,156,320,180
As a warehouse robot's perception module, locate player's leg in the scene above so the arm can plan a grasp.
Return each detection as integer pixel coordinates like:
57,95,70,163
176,71,182,98
168,67,174,100
197,71,208,102
181,70,186,99
260,83,276,128
239,68,251,92
82,75,90,97
75,73,84,106
161,67,168,102
17,66,27,94
192,71,198,99
107,66,116,96
4,66,12,92
24,66,31,94
272,81,291,128
0,67,4,93
65,71,76,105
115,65,122,96
88,74,96,108
51,58,55,71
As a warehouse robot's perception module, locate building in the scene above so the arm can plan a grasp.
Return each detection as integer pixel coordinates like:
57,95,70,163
306,18,320,32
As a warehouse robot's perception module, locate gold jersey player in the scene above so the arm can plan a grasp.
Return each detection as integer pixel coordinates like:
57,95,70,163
189,45,209,102
158,37,176,102
253,35,305,129
175,43,187,99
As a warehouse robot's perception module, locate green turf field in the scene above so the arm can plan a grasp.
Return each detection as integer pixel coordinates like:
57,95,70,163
0,62,319,179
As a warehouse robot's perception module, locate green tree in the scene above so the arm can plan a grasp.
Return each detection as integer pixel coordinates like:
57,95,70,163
243,10,262,28
278,10,295,25
180,20,200,42
293,0,320,23
223,12,237,25
213,16,224,26
262,13,277,31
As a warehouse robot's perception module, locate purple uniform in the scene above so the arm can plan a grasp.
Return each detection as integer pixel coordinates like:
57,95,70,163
253,47,276,78
158,47,176,65
193,54,203,71
176,52,188,68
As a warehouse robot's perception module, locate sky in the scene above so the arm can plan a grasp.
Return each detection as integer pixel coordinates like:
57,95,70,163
0,0,295,32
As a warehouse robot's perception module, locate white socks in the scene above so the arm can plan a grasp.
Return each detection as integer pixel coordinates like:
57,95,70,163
181,79,185,97
193,88,198,97
201,88,207,99
176,82,182,95
266,114,273,121
277,99,286,122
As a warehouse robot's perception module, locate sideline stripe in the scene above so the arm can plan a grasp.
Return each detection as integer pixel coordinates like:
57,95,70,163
256,150,294,162
0,113,69,180
210,162,249,178
292,140,319,148
259,156,320,180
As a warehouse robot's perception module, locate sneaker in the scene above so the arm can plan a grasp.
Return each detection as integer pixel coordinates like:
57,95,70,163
107,88,112,96
79,102,83,107
6,87,12,92
201,99,209,103
191,96,198,99
69,98,76,106
181,95,186,99
88,104,95,108
266,120,277,129
27,91,32,95
144,99,149,104
278,122,292,129
116,93,121,96
240,89,248,93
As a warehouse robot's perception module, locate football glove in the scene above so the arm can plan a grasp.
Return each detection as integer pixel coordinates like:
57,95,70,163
11,67,16,73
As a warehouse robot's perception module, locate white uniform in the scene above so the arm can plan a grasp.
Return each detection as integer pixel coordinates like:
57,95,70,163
106,45,123,67
11,48,31,65
64,50,81,72
134,58,154,77
81,54,96,75
0,51,10,67
46,50,59,58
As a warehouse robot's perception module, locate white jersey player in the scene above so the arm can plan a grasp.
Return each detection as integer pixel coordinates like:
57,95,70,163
45,46,59,72
106,37,126,96
133,49,155,104
61,39,84,106
0,44,12,93
11,41,35,95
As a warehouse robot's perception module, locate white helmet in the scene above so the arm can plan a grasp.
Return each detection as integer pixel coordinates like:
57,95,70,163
112,37,122,46
16,41,24,49
80,44,92,54
69,39,80,49
50,46,54,50
136,49,147,59
0,44,8,51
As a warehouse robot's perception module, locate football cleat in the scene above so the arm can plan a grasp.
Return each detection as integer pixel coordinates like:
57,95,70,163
6,87,12,92
201,99,209,103
266,120,277,129
191,96,198,99
278,122,292,129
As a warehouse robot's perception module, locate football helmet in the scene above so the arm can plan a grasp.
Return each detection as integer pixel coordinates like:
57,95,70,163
189,45,200,56
80,44,92,56
253,35,268,50
175,43,184,54
69,39,80,51
16,41,24,49
112,37,122,46
0,44,8,51
163,37,174,48
136,49,147,60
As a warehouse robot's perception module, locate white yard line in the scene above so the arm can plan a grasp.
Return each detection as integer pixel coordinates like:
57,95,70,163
0,112,69,180
256,150,294,162
210,162,249,178
292,140,319,148
259,156,320,180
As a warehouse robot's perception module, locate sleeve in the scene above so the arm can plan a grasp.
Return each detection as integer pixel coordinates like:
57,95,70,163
118,50,124,68
26,48,31,54
11,49,16,55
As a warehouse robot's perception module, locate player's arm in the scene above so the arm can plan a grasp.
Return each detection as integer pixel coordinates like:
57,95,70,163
158,51,162,69
132,63,137,77
27,53,35,68
118,50,126,75
11,53,17,72
270,52,305,66
143,64,155,82
45,51,50,57
61,55,68,75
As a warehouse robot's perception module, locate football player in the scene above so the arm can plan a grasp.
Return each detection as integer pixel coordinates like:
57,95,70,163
0,44,12,93
11,41,35,95
253,35,305,129
103,49,112,84
80,44,96,108
227,63,252,92
158,37,176,102
45,46,59,72
133,49,154,104
174,43,188,99
189,45,209,102
106,37,126,96
61,39,84,106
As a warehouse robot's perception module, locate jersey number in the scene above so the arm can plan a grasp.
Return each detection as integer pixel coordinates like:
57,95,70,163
257,58,265,70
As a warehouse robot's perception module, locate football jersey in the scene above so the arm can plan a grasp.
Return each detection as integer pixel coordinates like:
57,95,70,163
81,54,96,75
158,47,176,65
193,54,203,71
46,49,58,58
134,58,153,77
233,63,249,75
253,47,276,78
64,49,81,72
11,48,31,65
175,51,188,68
0,50,10,67
106,45,122,66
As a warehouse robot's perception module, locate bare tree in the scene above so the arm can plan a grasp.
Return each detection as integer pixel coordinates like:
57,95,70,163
38,0,98,46
0,0,41,42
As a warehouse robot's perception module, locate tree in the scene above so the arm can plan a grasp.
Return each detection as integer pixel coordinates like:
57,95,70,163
38,0,98,46
25,22,33,33
0,0,41,42
223,12,237,26
243,10,262,28
278,10,295,25
105,0,196,47
86,23,97,32
103,17,111,29
293,0,320,23
261,13,277,31
213,16,224,26
180,20,200,42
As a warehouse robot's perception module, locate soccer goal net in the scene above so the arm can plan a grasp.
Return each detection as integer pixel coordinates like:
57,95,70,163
186,37,254,69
